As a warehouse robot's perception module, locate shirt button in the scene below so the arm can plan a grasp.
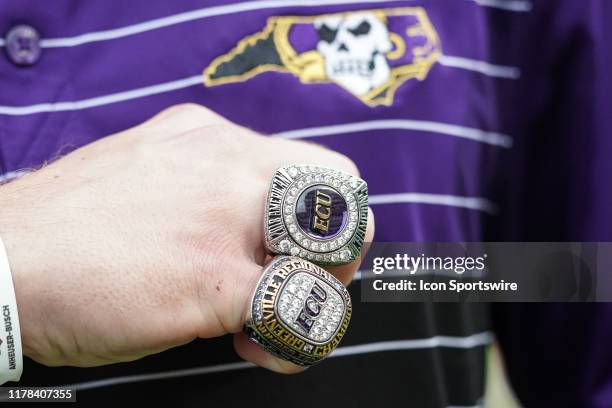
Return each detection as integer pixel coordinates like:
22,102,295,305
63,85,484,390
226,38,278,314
5,25,42,66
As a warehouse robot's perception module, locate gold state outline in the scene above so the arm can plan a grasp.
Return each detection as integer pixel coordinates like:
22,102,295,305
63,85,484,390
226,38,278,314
203,7,441,107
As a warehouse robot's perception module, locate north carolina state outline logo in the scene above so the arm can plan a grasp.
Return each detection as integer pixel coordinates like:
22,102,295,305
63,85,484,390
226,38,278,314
203,7,441,107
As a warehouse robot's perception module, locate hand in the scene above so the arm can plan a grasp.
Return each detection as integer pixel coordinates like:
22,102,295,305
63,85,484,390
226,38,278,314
0,104,374,373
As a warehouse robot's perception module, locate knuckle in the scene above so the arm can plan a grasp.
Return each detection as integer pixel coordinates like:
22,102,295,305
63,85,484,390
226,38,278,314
164,103,206,116
188,124,255,154
154,103,203,120
157,103,226,125
334,153,360,176
291,140,360,176
197,124,235,144
176,123,229,144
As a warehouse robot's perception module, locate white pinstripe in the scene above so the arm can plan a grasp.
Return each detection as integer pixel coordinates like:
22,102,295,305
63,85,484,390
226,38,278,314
369,193,499,214
60,332,491,392
0,0,531,49
0,75,203,116
272,119,513,148
38,0,406,48
438,55,520,79
469,0,532,12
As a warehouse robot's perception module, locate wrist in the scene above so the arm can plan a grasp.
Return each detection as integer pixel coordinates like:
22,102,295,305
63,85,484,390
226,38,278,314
0,192,49,364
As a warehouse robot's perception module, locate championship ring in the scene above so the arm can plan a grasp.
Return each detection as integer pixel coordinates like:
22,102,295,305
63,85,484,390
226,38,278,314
264,165,368,265
244,256,352,366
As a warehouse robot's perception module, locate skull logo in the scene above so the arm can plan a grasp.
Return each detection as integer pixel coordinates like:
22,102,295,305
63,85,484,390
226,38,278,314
315,12,393,97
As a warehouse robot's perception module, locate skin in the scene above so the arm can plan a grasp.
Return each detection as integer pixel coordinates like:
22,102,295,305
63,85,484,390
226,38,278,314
0,104,374,374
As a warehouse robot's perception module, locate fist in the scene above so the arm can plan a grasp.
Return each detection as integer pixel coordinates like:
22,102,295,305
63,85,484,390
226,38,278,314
0,104,374,373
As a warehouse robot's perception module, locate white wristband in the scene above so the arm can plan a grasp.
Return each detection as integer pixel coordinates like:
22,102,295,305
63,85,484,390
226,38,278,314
0,236,23,384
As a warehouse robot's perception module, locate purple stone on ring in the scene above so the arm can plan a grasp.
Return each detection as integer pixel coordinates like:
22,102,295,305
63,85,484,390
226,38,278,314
295,185,348,240
264,165,369,266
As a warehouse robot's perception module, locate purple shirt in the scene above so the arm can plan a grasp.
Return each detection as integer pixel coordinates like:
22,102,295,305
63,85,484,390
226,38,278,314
1,1,611,406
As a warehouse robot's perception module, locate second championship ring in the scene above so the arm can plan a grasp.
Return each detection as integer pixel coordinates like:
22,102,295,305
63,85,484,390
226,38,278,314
264,165,368,266
244,256,352,366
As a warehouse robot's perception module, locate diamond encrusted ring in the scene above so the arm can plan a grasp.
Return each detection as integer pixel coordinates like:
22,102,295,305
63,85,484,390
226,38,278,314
244,256,352,366
264,165,368,266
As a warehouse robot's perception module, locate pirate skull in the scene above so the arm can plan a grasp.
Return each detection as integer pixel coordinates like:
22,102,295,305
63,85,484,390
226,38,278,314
315,12,392,96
